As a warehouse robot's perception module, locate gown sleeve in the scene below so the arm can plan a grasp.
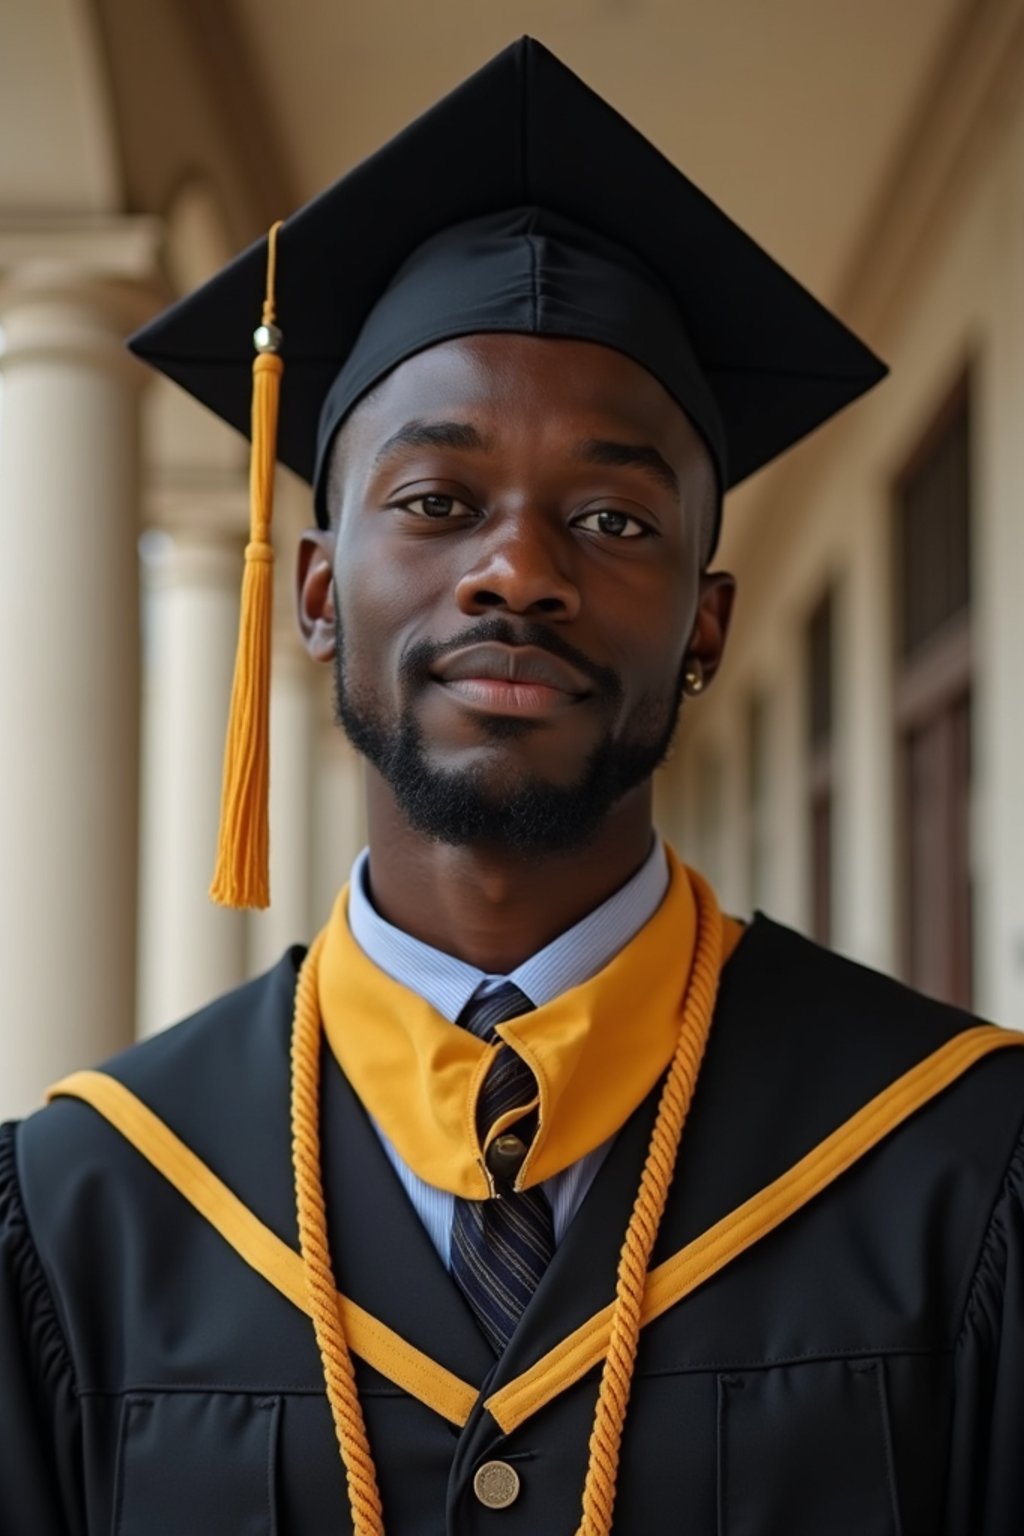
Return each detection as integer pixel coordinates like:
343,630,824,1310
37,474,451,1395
945,1119,1024,1535
0,1121,83,1536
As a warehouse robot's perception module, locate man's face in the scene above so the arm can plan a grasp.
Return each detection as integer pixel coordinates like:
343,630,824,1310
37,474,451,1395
300,334,732,853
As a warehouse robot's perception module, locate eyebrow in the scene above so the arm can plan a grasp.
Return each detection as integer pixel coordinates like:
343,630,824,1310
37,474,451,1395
371,420,680,501
373,419,490,466
575,439,680,500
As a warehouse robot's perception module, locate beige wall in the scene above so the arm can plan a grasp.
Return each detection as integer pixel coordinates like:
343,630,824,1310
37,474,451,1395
660,75,1024,1027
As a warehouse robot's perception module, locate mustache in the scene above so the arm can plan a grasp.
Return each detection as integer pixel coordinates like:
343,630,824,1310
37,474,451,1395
400,617,623,702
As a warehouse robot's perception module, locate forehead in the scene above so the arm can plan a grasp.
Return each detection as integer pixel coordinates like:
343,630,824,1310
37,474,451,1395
339,334,712,467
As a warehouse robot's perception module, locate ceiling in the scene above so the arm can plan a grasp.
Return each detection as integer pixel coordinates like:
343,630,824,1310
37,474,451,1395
233,0,967,310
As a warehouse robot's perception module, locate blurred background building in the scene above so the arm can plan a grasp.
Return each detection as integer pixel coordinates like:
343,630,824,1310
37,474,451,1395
2,0,1023,1119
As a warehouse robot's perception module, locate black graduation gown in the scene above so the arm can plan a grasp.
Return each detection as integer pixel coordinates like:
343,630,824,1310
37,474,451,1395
2,914,1024,1536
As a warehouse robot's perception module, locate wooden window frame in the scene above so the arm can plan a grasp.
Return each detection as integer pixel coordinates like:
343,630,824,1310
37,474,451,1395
891,372,973,1006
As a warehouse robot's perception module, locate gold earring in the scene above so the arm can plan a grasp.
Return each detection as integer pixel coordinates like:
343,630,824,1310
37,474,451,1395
683,659,705,696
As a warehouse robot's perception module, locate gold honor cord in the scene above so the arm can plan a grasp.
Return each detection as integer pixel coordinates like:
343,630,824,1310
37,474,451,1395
253,869,720,1536
291,928,385,1535
572,868,722,1535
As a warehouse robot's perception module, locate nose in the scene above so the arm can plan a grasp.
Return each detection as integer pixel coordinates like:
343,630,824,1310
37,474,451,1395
454,515,581,622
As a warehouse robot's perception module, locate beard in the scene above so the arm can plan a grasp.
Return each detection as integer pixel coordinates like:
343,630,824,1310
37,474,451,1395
333,612,685,856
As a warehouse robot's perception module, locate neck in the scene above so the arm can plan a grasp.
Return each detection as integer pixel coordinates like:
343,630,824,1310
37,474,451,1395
362,769,656,974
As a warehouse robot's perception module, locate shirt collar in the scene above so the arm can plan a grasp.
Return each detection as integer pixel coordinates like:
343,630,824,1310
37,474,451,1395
346,838,669,1023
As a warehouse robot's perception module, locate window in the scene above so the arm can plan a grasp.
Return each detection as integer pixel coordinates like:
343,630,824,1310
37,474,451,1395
893,379,972,1007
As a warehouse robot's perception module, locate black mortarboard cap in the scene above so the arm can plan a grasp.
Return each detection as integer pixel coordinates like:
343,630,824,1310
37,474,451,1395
127,37,888,912
130,36,886,540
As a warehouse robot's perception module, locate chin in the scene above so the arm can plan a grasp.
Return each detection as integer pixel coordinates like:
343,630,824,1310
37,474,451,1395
387,755,606,855
424,742,590,797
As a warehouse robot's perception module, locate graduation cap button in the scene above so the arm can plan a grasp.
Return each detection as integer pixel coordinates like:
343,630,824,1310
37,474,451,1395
253,323,282,354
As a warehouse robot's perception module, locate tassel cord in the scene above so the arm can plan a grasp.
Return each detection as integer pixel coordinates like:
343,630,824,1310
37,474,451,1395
208,219,284,911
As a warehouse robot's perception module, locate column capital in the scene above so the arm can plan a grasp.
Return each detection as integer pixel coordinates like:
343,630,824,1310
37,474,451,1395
0,215,165,379
0,216,163,283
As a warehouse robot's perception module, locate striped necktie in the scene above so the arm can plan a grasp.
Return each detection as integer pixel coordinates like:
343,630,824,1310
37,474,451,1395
450,981,555,1353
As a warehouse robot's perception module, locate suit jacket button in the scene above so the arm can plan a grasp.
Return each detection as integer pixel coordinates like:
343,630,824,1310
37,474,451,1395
473,1460,521,1509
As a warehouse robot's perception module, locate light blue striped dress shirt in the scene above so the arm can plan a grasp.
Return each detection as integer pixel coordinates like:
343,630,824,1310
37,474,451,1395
346,839,669,1268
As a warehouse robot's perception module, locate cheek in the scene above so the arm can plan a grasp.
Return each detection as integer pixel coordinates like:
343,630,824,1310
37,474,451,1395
335,534,401,651
334,538,437,709
609,591,693,696
337,515,442,636
333,562,387,690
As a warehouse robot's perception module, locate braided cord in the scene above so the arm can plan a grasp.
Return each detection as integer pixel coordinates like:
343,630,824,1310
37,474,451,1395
290,872,723,1536
574,868,723,1536
291,929,385,1536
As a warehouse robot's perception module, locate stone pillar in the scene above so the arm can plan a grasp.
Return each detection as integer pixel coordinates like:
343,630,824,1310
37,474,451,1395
0,219,160,1118
312,722,368,931
246,633,316,974
717,704,751,919
136,505,248,1036
833,497,896,976
766,633,808,932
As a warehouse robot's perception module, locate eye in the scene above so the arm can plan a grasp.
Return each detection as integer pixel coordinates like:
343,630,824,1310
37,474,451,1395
574,508,651,539
401,493,462,518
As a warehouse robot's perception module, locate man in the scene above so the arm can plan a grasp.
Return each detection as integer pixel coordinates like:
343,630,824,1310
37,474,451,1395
2,38,1022,1536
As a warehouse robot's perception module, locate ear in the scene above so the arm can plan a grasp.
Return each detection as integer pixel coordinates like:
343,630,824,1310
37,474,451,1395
686,570,736,688
295,529,337,663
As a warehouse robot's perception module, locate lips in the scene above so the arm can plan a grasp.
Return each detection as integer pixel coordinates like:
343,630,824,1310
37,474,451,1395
428,642,594,719
431,643,592,697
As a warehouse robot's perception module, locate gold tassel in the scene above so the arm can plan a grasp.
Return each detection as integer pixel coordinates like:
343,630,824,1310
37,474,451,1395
209,221,284,909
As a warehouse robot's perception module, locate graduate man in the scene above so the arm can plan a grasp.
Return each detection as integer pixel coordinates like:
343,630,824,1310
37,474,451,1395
2,38,1024,1536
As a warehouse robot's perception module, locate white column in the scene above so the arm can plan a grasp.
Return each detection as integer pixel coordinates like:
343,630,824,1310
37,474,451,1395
767,633,808,932
717,704,751,918
0,221,159,1118
833,503,896,975
136,517,247,1036
246,635,316,974
312,721,368,931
